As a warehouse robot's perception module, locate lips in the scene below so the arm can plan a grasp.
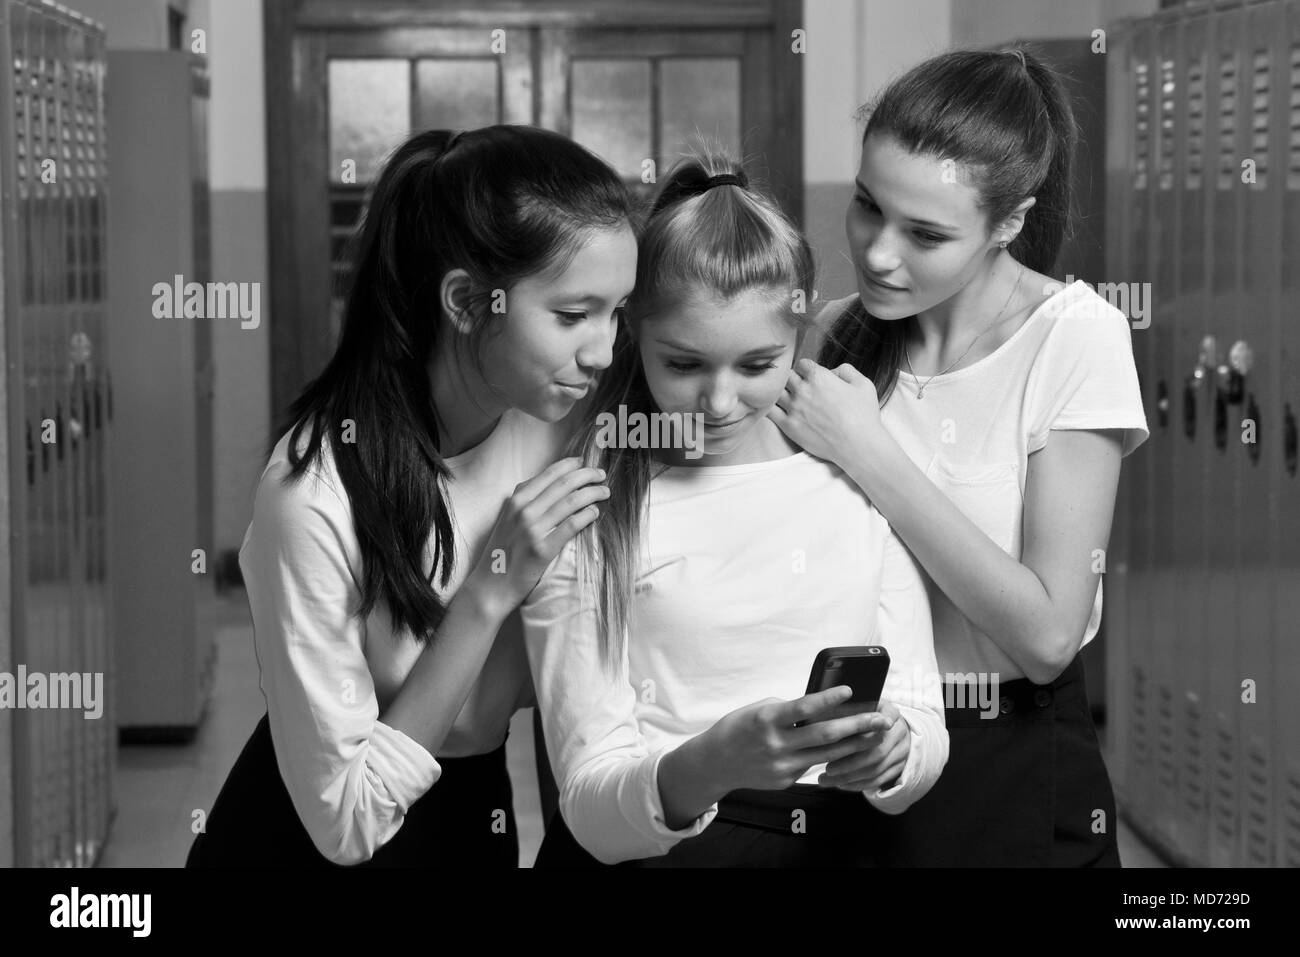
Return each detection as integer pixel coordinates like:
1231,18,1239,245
863,273,906,292
703,417,746,430
557,380,590,398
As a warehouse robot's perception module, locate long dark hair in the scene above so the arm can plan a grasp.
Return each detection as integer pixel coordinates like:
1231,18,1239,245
273,125,633,643
822,46,1078,403
568,150,815,670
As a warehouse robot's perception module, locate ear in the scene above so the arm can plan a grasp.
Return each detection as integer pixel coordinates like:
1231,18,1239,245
995,196,1037,246
439,268,476,335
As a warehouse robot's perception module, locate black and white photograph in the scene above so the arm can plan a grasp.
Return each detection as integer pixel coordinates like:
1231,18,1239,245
0,0,1290,936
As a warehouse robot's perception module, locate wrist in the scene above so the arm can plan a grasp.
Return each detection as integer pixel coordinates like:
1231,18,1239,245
842,425,905,491
456,572,512,628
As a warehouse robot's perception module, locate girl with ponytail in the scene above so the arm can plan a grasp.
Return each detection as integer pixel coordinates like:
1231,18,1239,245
522,151,947,867
772,48,1149,866
188,125,636,867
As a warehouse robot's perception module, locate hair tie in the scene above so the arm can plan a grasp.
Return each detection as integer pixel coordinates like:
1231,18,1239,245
702,172,747,192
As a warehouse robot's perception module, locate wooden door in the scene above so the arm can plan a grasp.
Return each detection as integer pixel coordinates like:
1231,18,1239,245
266,0,802,423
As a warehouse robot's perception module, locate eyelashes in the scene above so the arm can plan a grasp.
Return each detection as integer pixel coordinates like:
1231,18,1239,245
852,194,948,247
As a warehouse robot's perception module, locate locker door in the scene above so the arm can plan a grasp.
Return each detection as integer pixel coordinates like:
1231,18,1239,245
1206,1,1246,868
1117,18,1160,832
1149,14,1182,849
1174,9,1213,866
1235,0,1284,868
1104,19,1135,798
1276,0,1300,871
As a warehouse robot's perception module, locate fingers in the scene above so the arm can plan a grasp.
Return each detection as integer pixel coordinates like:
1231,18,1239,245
778,686,853,726
521,464,607,530
785,708,890,750
539,500,603,557
533,480,610,537
511,456,588,505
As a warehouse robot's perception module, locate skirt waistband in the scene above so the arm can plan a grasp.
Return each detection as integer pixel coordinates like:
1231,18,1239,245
716,784,879,835
940,653,1087,727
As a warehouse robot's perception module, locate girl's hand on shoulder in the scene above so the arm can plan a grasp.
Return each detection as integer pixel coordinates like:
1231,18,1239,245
768,359,884,466
465,457,609,617
816,700,911,793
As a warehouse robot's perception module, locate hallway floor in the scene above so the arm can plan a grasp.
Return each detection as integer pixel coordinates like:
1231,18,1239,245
98,589,1168,868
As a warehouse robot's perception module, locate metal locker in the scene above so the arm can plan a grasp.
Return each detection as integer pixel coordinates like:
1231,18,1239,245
1149,12,1183,850
1235,0,1284,869
1277,0,1300,873
1205,0,1247,869
1174,8,1213,867
2,0,110,868
1103,14,1136,801
106,51,215,738
1122,16,1161,840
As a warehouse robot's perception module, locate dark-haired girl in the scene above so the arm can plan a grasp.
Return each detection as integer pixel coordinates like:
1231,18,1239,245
186,126,636,867
522,153,946,867
773,48,1149,866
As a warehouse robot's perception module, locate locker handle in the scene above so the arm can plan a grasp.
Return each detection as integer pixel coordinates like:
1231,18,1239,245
26,422,35,487
1183,376,1197,440
1286,403,1297,478
1214,389,1228,451
1246,395,1260,465
1156,379,1169,428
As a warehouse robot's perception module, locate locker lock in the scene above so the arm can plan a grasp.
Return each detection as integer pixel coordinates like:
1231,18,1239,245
1189,334,1218,390
1215,339,1253,405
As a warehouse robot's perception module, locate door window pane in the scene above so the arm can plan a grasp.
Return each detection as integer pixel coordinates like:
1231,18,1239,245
415,59,500,131
659,58,742,168
328,59,410,183
571,59,651,179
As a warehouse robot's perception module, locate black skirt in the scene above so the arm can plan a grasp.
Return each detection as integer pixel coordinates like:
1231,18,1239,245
185,713,518,868
881,652,1121,867
535,782,888,868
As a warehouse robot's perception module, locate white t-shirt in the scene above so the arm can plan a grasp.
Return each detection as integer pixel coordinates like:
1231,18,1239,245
813,280,1150,680
521,451,947,865
238,408,565,864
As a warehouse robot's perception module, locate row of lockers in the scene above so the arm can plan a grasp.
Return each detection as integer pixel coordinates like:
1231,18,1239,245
1,0,113,868
1105,0,1300,867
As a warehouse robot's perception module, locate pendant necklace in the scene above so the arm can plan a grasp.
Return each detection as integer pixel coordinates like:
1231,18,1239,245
905,261,1025,399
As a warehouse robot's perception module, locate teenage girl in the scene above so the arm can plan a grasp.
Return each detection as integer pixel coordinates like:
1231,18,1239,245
773,48,1149,866
522,154,947,867
186,126,635,867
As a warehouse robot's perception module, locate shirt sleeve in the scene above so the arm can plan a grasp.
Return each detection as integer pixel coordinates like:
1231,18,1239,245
240,458,441,866
521,540,717,864
863,522,948,814
1027,291,1150,457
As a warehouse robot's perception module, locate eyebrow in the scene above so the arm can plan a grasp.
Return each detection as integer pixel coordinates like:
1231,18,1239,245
854,180,959,232
551,294,630,307
653,338,787,356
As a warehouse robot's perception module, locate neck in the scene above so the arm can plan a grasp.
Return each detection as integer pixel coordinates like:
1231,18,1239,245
914,249,1017,346
658,417,800,468
427,339,506,457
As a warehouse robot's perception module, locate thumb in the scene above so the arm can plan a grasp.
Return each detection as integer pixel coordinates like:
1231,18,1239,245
834,362,863,383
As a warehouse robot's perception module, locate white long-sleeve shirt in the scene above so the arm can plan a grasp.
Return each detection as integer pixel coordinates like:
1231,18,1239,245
239,410,562,864
522,450,947,864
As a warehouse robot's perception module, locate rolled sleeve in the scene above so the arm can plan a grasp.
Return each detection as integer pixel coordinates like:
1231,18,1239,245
522,541,715,864
862,525,948,815
242,458,441,865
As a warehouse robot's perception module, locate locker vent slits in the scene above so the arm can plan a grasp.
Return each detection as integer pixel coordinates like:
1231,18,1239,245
1250,49,1270,185
1182,693,1205,814
1157,683,1177,789
1212,719,1237,839
1135,59,1151,190
1288,43,1300,189
1160,57,1177,189
1188,55,1206,189
1283,770,1300,866
1243,739,1271,864
1218,51,1237,190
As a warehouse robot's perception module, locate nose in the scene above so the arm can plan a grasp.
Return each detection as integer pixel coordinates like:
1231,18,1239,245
576,314,617,372
861,226,902,276
700,373,738,420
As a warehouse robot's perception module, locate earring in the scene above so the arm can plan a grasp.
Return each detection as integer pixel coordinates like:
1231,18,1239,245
998,240,1008,249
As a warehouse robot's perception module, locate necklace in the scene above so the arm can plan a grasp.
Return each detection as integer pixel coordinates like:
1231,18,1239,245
905,262,1025,399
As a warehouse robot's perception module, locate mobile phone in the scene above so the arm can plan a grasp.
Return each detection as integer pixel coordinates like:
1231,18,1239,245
802,646,891,723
